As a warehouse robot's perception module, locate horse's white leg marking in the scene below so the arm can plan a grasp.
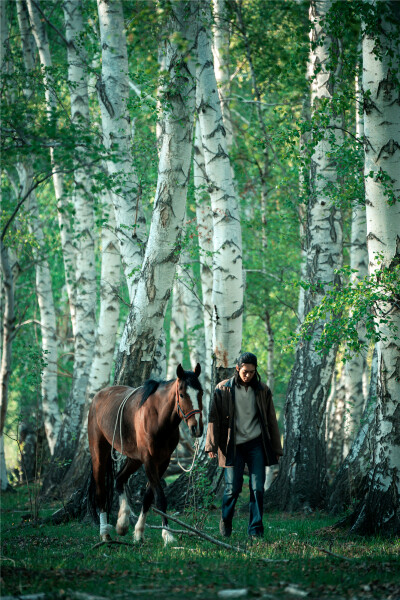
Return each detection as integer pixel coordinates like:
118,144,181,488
162,527,175,546
116,491,130,536
99,511,113,541
134,510,148,542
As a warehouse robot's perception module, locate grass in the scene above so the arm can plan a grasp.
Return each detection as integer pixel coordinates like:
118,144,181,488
1,484,399,600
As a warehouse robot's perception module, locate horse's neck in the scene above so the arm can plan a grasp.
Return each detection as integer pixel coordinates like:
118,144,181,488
159,380,179,427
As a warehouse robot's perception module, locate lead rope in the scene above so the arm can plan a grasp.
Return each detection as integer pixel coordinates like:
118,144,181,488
111,387,141,461
176,437,200,473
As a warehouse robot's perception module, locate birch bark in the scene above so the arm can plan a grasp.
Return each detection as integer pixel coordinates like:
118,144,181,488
350,4,400,535
60,197,121,495
97,0,147,302
167,279,185,379
17,165,61,454
343,67,369,456
25,0,76,334
194,119,213,399
16,0,61,456
0,238,15,490
265,0,343,511
114,1,197,387
179,256,206,379
196,0,243,381
329,346,377,514
212,0,233,150
41,0,99,492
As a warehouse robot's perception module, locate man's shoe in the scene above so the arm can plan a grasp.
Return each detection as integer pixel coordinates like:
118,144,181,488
219,518,232,538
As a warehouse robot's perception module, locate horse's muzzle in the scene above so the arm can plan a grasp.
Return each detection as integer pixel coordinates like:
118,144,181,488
190,423,203,438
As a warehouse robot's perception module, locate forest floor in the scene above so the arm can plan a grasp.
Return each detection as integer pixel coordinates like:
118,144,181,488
1,484,399,600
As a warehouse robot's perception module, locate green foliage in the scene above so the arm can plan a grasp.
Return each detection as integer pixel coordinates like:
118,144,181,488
292,260,400,360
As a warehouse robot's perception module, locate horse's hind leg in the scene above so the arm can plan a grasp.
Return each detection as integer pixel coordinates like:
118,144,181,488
115,458,141,536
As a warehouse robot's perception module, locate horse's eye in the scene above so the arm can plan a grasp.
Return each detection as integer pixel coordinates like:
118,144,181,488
179,394,183,398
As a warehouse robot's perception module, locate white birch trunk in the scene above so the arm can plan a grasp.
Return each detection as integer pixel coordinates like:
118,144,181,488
179,257,206,378
167,279,185,379
41,0,99,491
351,5,400,535
88,200,120,397
16,1,61,454
329,346,378,513
97,0,147,302
114,1,197,388
264,310,274,392
212,0,233,150
196,1,243,380
342,67,369,456
17,165,61,454
63,0,97,412
194,119,213,399
60,198,121,495
0,238,14,491
265,0,343,511
25,0,77,335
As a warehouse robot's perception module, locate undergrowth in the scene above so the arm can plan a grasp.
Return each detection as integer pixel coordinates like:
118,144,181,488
1,485,399,600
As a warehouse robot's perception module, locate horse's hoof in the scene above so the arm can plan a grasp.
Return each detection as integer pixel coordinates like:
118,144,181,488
116,524,129,536
162,529,175,546
101,533,112,542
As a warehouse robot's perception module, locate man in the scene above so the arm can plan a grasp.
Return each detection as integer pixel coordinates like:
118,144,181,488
205,352,283,538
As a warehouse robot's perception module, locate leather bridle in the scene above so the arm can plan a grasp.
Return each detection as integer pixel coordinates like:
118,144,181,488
175,380,202,422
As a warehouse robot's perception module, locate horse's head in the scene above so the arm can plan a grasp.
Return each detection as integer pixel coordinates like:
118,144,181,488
176,363,203,438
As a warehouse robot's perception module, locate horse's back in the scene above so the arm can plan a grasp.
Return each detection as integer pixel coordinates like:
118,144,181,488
88,385,140,445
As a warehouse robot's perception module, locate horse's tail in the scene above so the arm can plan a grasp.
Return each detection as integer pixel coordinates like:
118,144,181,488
87,454,115,523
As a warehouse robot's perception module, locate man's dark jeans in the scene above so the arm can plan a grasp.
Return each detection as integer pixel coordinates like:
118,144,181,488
221,435,266,537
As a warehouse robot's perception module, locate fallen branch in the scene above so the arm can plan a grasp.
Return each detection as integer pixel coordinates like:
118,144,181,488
152,507,247,553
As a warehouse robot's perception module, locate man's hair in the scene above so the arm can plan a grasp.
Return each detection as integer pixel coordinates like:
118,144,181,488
237,352,258,367
235,352,261,388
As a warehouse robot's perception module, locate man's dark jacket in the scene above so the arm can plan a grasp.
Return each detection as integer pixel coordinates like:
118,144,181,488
205,376,283,467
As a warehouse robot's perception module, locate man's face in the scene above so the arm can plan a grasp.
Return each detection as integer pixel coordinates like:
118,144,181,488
236,363,256,384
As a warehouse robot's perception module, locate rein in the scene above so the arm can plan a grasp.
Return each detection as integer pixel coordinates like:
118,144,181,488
111,386,141,462
175,380,202,422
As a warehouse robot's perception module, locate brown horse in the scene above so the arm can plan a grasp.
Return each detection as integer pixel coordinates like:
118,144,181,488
88,363,203,544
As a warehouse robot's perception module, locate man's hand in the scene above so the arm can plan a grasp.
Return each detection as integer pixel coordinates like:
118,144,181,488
208,452,217,459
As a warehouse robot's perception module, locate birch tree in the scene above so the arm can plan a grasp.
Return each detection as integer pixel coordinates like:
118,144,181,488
97,0,147,302
329,347,377,514
194,119,213,398
342,66,368,456
16,0,61,455
212,0,233,150
40,0,98,492
265,0,343,511
114,1,198,388
60,196,121,495
25,0,77,334
349,2,400,535
197,0,243,382
167,280,185,379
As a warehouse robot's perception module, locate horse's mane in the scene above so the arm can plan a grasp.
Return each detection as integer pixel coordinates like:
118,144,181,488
139,371,202,407
139,379,173,407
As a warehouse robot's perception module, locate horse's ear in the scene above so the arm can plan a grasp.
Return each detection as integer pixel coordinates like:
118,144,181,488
194,363,201,377
176,364,185,379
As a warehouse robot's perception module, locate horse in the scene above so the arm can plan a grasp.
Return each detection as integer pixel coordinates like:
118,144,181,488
87,363,203,545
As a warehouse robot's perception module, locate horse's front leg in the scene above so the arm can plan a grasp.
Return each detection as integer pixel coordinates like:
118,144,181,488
141,460,173,546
